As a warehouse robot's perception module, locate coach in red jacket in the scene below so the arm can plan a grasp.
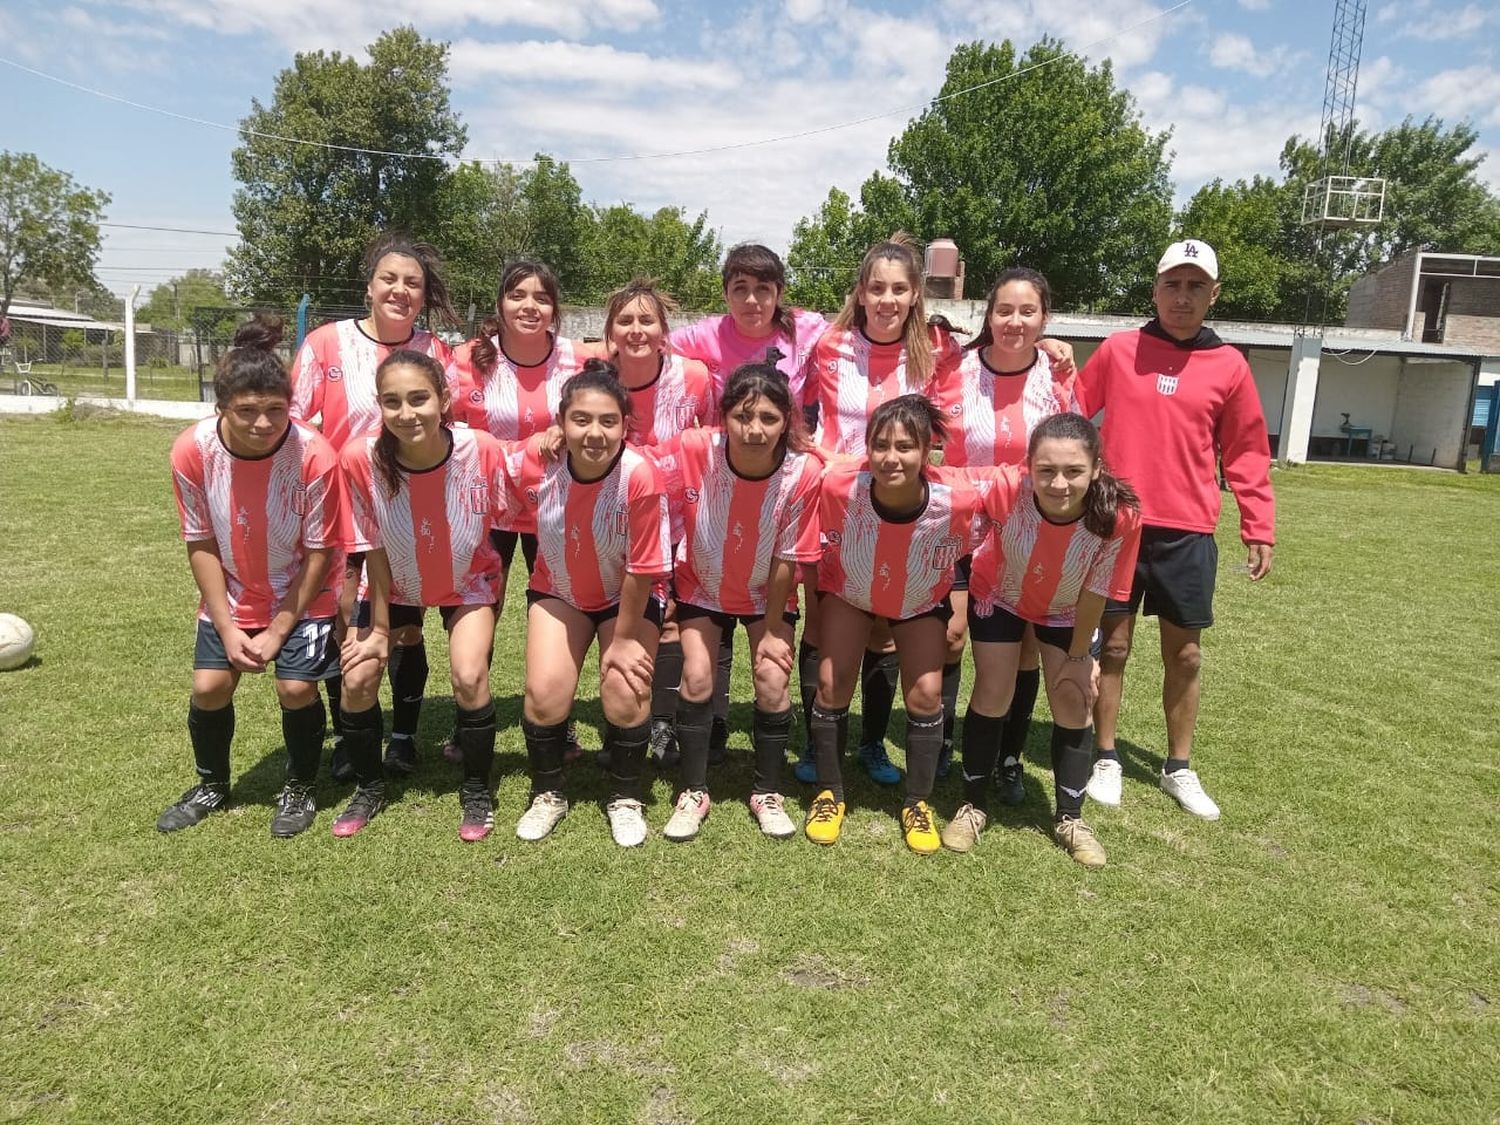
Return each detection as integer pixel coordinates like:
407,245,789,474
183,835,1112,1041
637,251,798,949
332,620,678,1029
1075,239,1275,820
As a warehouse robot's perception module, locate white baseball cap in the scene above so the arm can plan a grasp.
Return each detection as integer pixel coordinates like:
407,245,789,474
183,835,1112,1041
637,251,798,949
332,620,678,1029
1157,239,1219,281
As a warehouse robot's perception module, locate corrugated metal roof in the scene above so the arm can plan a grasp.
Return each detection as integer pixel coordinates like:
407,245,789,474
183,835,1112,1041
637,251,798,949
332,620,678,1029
6,302,123,332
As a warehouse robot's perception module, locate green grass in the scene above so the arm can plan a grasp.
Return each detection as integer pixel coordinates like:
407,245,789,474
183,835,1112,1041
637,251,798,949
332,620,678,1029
5,362,206,402
1,412,1497,1124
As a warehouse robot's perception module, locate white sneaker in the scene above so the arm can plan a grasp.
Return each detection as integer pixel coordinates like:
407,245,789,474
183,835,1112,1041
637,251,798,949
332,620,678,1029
1160,768,1221,820
1086,758,1123,806
748,792,796,839
663,789,711,842
516,791,568,841
606,798,649,847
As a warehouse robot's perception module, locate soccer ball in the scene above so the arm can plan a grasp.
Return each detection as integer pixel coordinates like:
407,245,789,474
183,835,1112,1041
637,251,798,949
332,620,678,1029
0,614,35,671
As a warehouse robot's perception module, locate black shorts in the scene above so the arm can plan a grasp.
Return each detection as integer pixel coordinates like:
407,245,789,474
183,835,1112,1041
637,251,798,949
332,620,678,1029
525,589,666,631
950,554,973,593
194,616,339,681
353,602,468,631
966,600,1074,651
821,591,953,627
1105,526,1216,629
490,530,539,575
676,601,799,633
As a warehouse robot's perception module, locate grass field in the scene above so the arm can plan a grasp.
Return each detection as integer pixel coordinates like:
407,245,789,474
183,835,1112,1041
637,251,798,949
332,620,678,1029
1,410,1497,1124
4,362,206,403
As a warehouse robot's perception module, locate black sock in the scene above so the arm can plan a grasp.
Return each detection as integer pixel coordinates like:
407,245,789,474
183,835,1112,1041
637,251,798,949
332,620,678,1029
1052,724,1095,820
388,641,428,742
675,696,713,791
713,632,734,726
1098,747,1121,764
810,703,849,802
797,641,820,751
281,699,325,784
940,661,962,748
1164,757,1190,774
340,703,384,788
904,709,944,804
961,709,1007,811
605,719,652,801
456,702,496,790
1000,667,1040,768
522,718,568,795
752,706,794,794
188,702,234,786
860,649,899,748
325,675,343,737
651,640,684,725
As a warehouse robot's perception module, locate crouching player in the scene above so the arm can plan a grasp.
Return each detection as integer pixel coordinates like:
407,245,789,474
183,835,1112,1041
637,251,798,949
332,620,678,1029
159,315,343,837
945,413,1141,866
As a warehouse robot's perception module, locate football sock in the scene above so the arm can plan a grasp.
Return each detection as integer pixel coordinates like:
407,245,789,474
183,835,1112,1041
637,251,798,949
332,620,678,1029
1052,724,1095,820
325,675,343,737
605,719,652,802
340,703,384,788
675,696,714,792
188,702,234,786
797,640,820,749
455,702,496,789
651,640,684,726
1097,747,1121,764
903,709,944,804
999,667,1040,768
281,698,325,784
751,706,794,795
940,661,962,749
1164,756,1191,775
522,718,569,795
859,649,900,748
388,641,428,742
810,703,850,802
713,632,733,726
961,709,1007,811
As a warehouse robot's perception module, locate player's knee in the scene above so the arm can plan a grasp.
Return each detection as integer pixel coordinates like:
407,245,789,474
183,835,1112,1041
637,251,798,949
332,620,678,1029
679,662,714,700
1099,633,1132,672
1166,642,1202,679
449,665,489,710
275,678,319,710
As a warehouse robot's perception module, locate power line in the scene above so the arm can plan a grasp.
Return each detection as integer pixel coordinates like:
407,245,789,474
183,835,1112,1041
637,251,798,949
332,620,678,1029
101,222,239,237
0,2,1197,166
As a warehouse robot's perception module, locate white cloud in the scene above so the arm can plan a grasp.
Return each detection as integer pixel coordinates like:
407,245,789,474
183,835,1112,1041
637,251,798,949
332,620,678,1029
1412,66,1500,127
1237,0,1271,9
1208,32,1296,78
968,0,1177,72
61,6,172,39
448,40,740,92
784,0,831,22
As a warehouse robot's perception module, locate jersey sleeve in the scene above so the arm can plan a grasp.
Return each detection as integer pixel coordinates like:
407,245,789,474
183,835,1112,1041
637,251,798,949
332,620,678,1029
777,456,824,563
1074,338,1113,419
668,321,712,366
290,335,324,425
340,439,380,554
169,428,214,542
1216,365,1276,545
300,433,343,551
1090,503,1142,601
625,457,673,577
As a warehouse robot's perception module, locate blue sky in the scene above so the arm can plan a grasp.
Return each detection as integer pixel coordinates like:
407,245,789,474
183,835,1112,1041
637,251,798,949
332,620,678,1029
2,0,1496,299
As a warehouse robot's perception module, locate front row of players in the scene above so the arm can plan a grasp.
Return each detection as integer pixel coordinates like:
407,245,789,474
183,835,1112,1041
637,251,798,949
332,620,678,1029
162,323,1140,864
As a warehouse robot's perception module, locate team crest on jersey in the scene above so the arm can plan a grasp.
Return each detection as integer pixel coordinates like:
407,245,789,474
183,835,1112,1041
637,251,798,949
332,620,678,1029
469,480,489,515
928,535,963,572
948,403,962,415
825,529,842,546
612,506,630,537
326,365,343,382
684,488,700,504
674,401,696,428
469,389,483,405
1156,373,1179,396
525,487,540,507
289,484,311,516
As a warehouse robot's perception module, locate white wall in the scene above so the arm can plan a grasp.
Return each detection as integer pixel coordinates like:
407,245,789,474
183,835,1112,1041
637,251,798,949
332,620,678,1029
0,394,213,420
1247,347,1289,435
1390,360,1475,469
1311,354,1401,439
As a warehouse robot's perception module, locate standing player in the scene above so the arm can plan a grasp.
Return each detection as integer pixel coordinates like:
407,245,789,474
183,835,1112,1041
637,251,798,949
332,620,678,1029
507,363,673,847
334,351,510,841
654,364,823,841
944,412,1141,866
935,268,1077,802
1077,240,1275,819
291,232,457,780
809,395,1019,854
158,316,342,838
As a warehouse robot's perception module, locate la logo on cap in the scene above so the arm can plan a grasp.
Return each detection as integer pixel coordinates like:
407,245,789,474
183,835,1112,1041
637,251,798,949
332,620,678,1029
1156,239,1219,281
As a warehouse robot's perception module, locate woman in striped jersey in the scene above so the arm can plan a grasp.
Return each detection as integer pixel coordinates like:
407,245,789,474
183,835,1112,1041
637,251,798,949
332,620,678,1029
934,268,1077,804
944,412,1141,867
654,364,823,842
506,362,674,848
290,232,458,781
334,351,512,842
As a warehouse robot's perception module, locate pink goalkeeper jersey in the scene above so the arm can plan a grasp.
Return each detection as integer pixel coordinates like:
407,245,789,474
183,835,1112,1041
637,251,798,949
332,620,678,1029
969,478,1143,629
808,324,961,455
626,353,716,448
340,428,509,607
291,319,454,451
503,444,672,612
818,464,1019,620
171,417,343,629
935,347,1077,468
656,428,822,615
449,334,585,442
669,309,828,403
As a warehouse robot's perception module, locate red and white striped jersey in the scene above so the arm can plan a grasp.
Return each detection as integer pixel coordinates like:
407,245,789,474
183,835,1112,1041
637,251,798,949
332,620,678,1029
969,477,1142,628
171,417,343,628
818,464,1019,620
340,428,509,607
626,353,716,448
503,444,672,612
448,334,585,442
934,347,1077,468
807,325,961,456
291,319,454,451
656,428,822,615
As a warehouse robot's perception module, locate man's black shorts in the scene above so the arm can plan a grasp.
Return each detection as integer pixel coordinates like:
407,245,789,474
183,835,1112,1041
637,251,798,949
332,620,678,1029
1105,526,1216,629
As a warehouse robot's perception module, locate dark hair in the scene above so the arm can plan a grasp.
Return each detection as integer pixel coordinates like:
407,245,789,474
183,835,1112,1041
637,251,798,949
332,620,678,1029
471,259,564,377
719,363,811,454
867,393,946,452
362,231,458,329
214,314,289,407
558,358,632,421
967,267,1052,353
371,349,449,497
722,243,798,353
833,233,936,385
1027,412,1139,538
605,278,678,341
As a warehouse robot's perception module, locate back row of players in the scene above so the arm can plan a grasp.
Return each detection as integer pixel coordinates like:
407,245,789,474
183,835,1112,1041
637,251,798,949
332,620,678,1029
160,231,1275,865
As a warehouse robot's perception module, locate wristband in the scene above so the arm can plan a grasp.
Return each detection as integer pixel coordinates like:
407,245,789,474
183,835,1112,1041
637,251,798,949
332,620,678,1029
1065,653,1090,663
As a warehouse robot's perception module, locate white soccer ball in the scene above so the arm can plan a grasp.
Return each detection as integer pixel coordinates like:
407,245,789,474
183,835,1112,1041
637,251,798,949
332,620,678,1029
0,613,35,671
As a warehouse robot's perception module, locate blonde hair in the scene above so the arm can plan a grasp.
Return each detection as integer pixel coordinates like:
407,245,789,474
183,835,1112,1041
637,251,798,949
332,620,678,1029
832,232,934,387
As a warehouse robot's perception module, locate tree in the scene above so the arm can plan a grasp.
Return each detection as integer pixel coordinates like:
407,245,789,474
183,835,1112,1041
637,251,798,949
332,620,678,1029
582,204,722,307
0,152,110,323
137,269,236,333
786,187,887,311
1174,176,1315,322
789,40,1173,311
226,26,466,308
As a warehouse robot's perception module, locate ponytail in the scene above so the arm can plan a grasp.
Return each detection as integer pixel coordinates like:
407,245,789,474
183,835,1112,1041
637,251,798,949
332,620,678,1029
1026,412,1139,538
372,350,448,497
214,313,288,406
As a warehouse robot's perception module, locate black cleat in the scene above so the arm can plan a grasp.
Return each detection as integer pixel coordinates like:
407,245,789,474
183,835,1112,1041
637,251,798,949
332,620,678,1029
157,783,229,833
270,783,317,838
647,718,680,769
383,737,417,775
997,762,1026,806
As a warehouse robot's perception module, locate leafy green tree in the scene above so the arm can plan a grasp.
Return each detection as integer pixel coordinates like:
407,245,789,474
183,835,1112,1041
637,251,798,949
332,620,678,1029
226,26,466,308
1174,176,1315,322
137,269,236,334
582,204,722,307
0,151,110,323
786,187,879,311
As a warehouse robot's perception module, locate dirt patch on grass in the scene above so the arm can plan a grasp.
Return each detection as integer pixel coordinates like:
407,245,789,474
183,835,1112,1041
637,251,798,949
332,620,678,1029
527,1005,560,1039
736,1044,818,1086
483,1085,534,1124
1047,990,1071,1029
1253,835,1290,859
1341,984,1408,1015
716,937,759,975
642,1085,694,1125
565,1039,674,1082
782,953,871,990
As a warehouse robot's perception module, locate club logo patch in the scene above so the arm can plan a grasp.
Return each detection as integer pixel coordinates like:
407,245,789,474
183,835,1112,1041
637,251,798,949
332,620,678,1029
684,488,700,504
290,484,311,516
1156,373,1179,396
469,389,483,405
525,487,540,506
612,506,630,537
469,480,489,515
929,534,963,572
326,365,343,382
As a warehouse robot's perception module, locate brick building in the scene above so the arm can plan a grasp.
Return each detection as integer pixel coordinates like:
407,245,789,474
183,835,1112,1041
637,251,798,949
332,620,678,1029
1346,251,1500,351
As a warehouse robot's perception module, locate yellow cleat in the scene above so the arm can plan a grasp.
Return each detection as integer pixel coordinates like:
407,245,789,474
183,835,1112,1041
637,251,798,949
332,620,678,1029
1053,816,1107,868
804,789,846,845
901,800,941,855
